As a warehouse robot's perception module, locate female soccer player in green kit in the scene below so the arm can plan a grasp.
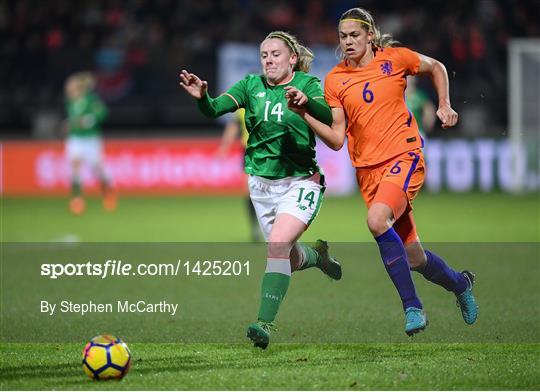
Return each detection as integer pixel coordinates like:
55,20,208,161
180,31,342,349
64,72,116,214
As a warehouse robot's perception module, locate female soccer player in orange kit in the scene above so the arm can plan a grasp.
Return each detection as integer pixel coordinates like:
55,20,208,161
285,7,478,335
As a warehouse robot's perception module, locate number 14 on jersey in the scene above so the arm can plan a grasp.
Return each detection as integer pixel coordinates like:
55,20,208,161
264,101,284,122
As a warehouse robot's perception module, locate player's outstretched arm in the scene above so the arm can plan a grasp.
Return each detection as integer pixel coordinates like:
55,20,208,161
179,69,239,118
417,54,458,129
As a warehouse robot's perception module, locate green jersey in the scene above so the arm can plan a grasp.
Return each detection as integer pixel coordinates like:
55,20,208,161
197,71,332,178
66,92,108,137
407,89,430,134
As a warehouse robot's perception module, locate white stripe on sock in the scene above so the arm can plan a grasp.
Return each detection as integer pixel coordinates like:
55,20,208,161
265,258,292,275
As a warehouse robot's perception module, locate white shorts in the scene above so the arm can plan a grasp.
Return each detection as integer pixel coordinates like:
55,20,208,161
248,173,325,240
66,136,103,166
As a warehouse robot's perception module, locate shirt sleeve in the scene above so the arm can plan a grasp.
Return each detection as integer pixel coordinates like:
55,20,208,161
196,76,248,118
303,77,332,126
395,47,420,76
324,73,343,108
224,76,249,108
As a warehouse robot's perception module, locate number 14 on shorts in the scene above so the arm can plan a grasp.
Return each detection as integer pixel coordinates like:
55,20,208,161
296,187,316,211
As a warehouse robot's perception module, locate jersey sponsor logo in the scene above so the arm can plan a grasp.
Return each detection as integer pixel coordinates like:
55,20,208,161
341,78,352,85
256,92,266,98
380,61,393,75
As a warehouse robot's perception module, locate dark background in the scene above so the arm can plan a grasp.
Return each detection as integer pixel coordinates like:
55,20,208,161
1,0,538,137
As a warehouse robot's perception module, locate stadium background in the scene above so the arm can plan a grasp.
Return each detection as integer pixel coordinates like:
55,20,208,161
1,1,539,390
1,0,539,198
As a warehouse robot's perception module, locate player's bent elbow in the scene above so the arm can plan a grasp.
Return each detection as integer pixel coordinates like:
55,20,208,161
328,142,342,151
433,59,448,75
321,138,343,151
327,135,345,151
333,139,345,151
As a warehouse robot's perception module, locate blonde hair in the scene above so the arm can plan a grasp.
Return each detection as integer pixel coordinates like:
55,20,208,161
66,71,96,93
338,8,399,58
264,31,314,73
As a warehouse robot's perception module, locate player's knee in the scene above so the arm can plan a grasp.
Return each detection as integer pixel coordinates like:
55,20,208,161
366,212,391,237
267,237,293,259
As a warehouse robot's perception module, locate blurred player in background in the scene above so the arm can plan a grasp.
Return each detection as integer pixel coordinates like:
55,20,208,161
216,109,263,242
406,76,436,137
64,72,116,214
288,8,478,336
180,31,342,349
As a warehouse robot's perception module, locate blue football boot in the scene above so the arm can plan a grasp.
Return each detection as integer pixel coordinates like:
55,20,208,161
456,270,478,325
405,307,428,336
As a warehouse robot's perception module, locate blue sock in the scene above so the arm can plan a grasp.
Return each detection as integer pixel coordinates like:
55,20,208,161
375,228,422,310
420,250,467,294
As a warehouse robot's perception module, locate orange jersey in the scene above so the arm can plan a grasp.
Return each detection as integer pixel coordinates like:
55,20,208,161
325,47,423,167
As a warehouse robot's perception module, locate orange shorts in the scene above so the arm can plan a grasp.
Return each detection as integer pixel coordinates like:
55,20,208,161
355,148,425,244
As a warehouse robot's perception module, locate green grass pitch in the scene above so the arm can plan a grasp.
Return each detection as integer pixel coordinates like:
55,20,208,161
2,192,539,242
1,192,539,390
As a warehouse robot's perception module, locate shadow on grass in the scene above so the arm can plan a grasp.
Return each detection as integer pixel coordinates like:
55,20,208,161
0,343,482,384
0,361,81,381
0,352,205,382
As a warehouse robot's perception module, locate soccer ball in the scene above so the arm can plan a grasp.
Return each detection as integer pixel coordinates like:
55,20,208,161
82,335,131,380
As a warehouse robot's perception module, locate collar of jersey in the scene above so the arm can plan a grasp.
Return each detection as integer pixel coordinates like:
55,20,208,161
266,71,296,87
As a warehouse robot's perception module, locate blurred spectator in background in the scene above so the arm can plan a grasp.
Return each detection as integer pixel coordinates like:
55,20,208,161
94,36,133,101
1,0,538,136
